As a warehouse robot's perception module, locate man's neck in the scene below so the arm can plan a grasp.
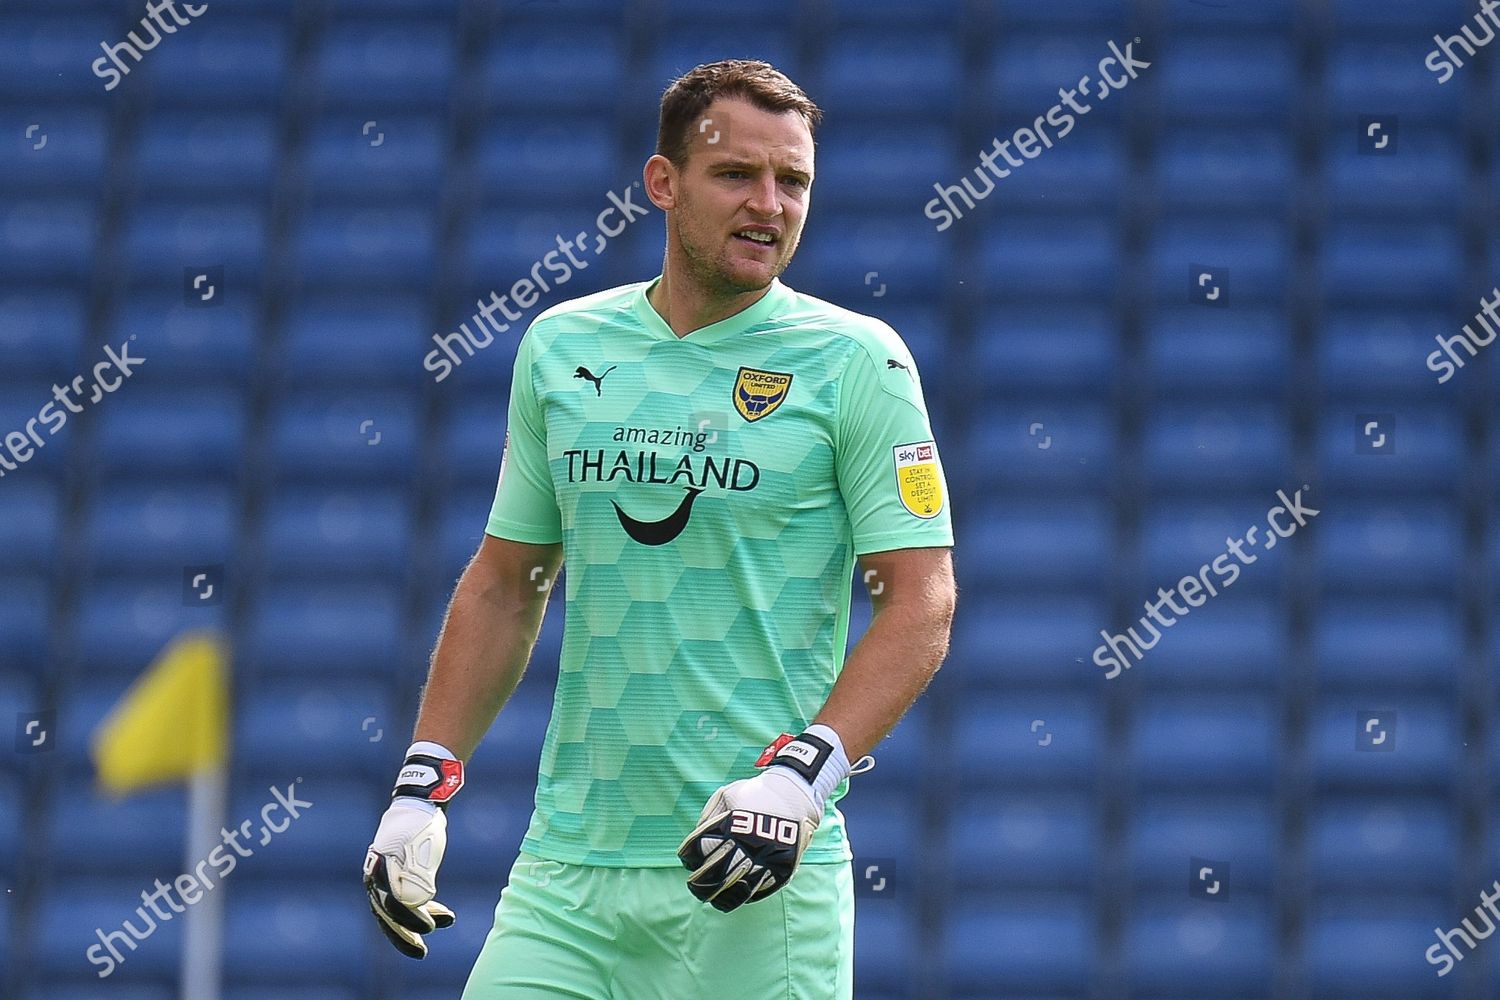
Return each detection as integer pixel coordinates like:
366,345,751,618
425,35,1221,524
648,271,772,339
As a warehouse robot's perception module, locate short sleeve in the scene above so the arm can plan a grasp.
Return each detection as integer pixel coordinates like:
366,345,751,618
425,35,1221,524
834,339,954,556
485,328,563,543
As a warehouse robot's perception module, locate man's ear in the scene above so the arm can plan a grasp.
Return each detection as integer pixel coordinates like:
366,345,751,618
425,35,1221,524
643,154,678,212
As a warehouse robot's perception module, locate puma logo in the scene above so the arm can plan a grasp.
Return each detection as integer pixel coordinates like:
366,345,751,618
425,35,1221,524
574,365,617,396
886,358,911,375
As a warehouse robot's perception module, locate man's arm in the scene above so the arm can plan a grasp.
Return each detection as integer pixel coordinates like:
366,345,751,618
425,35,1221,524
411,534,564,760
813,545,956,761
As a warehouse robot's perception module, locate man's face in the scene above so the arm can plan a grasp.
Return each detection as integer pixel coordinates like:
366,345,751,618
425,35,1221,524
664,97,814,295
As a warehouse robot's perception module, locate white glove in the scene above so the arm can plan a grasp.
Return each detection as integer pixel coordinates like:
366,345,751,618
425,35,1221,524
678,767,821,912
364,744,464,957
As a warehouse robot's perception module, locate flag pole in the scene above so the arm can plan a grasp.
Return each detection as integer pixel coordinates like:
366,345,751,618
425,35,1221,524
181,763,227,1000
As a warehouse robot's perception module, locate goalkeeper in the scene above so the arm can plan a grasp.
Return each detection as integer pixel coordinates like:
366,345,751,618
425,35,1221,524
364,59,956,999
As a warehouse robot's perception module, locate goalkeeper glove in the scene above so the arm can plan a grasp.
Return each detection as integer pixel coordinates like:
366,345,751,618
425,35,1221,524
678,724,866,913
364,742,465,958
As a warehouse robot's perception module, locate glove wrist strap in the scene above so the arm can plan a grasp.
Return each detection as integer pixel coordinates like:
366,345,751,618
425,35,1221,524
392,750,465,810
759,724,856,811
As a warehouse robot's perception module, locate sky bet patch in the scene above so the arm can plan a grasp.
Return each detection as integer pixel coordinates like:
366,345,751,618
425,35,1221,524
893,440,944,518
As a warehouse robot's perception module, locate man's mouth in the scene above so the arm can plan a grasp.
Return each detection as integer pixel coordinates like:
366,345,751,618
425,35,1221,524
733,229,778,249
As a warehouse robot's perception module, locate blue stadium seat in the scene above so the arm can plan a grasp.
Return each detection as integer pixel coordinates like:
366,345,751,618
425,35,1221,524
225,780,377,876
83,485,237,577
1308,797,1458,892
141,20,291,107
954,792,1099,892
815,125,958,210
223,886,370,984
0,199,97,284
1154,127,1294,212
842,788,920,867
1130,696,1279,792
1127,795,1277,896
1323,134,1466,217
236,682,395,782
1321,222,1464,306
241,582,405,679
483,29,627,112
1127,599,1287,691
0,289,87,385
1148,219,1291,306
279,295,428,386
1313,506,1463,597
852,905,922,998
1142,405,1292,493
91,391,248,484
854,701,930,792
0,482,58,578
815,32,960,121
1329,0,1468,32
436,489,498,586
48,787,185,875
461,205,615,292
35,881,184,978
981,218,1120,302
954,694,1102,791
964,500,1113,594
797,214,947,303
1154,37,1296,124
1311,699,1460,793
255,488,413,581
1317,406,1466,496
989,134,1130,213
311,23,455,109
1145,307,1291,399
444,786,532,883
1124,902,1276,997
1319,310,1455,400
0,401,70,481
291,207,438,289
111,296,257,386
990,0,1130,28
966,404,1116,494
948,593,1109,689
1306,907,1456,997
57,680,134,777
1323,42,1464,124
73,582,229,677
644,32,800,109
973,306,1120,399
477,119,619,207
302,114,445,202
267,393,421,485
944,896,1095,997
0,107,108,194
440,403,508,490
0,778,21,880
133,112,278,197
1162,0,1296,26
472,686,557,792
0,18,118,101
121,202,268,289
985,35,1132,119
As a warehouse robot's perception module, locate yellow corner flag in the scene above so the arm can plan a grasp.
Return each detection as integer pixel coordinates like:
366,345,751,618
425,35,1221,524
92,630,230,797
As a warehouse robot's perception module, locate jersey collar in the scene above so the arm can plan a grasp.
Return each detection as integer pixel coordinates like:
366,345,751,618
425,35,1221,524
634,276,789,344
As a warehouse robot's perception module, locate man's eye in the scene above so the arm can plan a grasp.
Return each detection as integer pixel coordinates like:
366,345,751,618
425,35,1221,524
782,176,808,188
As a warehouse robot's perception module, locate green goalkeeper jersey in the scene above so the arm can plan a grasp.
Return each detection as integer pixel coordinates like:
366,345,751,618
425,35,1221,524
486,275,953,867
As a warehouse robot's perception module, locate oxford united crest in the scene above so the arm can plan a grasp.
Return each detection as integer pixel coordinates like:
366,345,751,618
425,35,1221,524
733,367,793,423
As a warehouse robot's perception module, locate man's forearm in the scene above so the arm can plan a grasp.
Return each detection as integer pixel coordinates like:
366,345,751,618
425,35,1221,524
813,595,954,762
412,550,555,760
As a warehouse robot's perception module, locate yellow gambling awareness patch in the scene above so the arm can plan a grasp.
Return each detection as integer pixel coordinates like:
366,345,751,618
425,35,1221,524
893,440,944,518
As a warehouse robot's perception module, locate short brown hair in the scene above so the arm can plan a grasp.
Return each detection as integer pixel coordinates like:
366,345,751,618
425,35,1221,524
656,59,821,167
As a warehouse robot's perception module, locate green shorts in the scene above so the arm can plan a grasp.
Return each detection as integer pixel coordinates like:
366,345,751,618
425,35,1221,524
461,851,855,1000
